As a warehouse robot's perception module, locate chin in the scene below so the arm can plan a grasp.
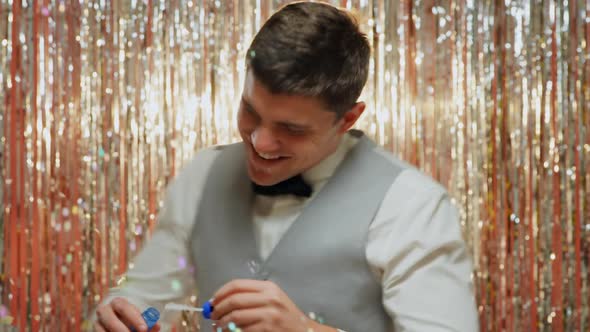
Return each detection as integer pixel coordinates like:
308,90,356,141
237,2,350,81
249,169,299,187
247,166,277,186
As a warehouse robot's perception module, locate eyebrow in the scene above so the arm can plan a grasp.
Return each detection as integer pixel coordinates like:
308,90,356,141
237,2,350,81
241,97,311,130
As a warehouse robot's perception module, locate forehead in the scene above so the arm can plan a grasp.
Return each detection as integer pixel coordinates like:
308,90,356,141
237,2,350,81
242,71,335,121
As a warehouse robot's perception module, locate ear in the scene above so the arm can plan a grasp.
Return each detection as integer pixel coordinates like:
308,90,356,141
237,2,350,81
337,102,365,134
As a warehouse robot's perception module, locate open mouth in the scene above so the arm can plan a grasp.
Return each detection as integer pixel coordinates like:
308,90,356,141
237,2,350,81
250,147,290,167
254,151,288,162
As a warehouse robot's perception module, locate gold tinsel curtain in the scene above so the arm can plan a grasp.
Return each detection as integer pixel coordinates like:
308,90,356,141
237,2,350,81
0,0,589,331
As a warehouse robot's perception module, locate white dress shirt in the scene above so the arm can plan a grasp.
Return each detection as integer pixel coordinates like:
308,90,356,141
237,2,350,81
99,133,479,331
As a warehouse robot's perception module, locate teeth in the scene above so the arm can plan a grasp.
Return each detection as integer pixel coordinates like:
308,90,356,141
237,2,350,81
257,151,281,160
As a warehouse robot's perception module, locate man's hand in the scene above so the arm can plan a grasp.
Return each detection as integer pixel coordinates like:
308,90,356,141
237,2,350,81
94,297,161,332
210,279,337,332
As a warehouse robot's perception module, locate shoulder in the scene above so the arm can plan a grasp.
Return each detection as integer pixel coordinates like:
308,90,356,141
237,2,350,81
159,143,239,226
368,145,446,197
172,142,241,185
372,149,453,228
368,155,463,267
171,146,218,187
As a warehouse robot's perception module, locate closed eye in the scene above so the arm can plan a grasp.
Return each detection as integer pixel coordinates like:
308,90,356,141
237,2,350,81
241,101,260,119
282,124,307,134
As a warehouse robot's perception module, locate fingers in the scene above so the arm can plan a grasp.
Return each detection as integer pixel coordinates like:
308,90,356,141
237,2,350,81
110,297,147,331
95,297,148,332
211,292,268,321
239,323,269,332
216,307,270,328
93,321,107,332
95,304,132,332
212,279,271,306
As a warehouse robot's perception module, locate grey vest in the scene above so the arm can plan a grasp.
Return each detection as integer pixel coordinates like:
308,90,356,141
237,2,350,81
189,131,403,331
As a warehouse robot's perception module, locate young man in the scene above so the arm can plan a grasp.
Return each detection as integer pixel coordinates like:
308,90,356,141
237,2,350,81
94,2,478,331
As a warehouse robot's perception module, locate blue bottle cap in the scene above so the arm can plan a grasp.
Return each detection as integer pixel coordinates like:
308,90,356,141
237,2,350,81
141,307,160,330
202,300,214,319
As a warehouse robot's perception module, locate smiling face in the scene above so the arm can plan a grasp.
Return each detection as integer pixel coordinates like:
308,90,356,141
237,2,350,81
238,3,371,185
237,71,364,186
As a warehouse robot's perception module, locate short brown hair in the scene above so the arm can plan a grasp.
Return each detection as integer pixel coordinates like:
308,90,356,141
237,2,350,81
246,2,371,117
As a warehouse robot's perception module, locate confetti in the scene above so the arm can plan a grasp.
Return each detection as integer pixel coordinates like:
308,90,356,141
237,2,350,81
178,256,187,269
171,279,182,292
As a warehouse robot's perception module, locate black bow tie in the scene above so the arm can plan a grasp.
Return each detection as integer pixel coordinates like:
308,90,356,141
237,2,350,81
252,175,312,198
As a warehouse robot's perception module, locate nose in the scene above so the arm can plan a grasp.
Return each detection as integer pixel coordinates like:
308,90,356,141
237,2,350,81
251,127,279,153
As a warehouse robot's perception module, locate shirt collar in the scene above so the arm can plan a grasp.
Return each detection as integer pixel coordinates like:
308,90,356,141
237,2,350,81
302,132,359,187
